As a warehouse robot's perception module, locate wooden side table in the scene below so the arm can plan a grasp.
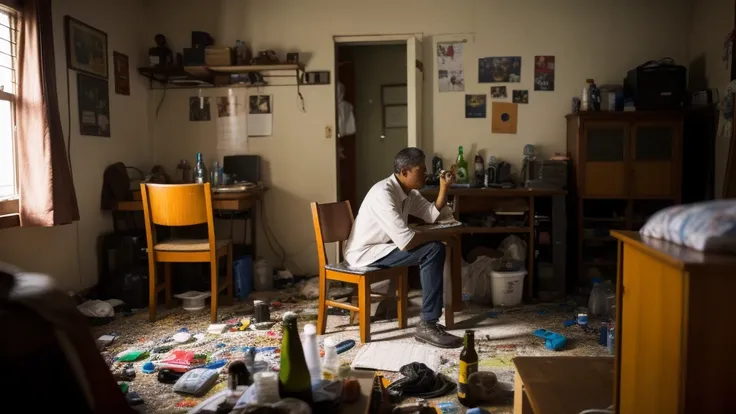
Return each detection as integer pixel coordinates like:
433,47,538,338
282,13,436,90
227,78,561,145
513,356,614,414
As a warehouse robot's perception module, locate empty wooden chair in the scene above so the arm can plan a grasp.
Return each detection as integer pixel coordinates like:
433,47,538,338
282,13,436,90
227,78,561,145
140,183,233,323
310,201,408,343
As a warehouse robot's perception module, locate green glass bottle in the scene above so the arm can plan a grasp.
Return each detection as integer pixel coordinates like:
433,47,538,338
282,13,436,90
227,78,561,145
279,312,313,404
457,329,478,407
456,146,468,184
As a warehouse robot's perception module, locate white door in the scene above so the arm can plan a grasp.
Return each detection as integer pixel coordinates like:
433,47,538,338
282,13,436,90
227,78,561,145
407,36,423,149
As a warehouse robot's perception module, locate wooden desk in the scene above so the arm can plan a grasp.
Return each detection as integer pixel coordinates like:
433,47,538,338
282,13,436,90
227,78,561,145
421,187,567,306
114,189,263,212
513,356,614,414
611,231,736,414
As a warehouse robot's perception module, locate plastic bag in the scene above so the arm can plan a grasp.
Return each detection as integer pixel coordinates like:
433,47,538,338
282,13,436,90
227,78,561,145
498,235,527,262
461,256,496,304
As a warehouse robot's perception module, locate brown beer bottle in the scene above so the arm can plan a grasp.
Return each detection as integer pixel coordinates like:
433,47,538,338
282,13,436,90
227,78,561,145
458,329,478,407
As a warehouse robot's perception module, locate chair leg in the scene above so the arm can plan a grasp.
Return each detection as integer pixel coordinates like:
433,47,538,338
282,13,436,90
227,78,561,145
210,258,219,323
226,244,234,305
164,263,173,309
358,277,371,344
148,259,157,322
397,271,408,329
317,270,328,335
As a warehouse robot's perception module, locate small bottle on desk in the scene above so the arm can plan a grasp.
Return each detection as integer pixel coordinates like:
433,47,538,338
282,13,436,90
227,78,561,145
194,152,207,184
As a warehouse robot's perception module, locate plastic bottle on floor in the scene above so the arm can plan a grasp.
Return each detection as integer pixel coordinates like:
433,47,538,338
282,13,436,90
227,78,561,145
302,324,322,385
321,338,339,380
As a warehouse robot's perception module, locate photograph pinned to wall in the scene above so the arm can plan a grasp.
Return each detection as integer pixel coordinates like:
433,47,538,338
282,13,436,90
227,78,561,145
248,95,273,137
465,94,487,118
491,102,518,134
113,52,130,95
512,90,529,104
216,93,246,155
189,96,211,121
217,96,240,118
65,16,108,78
437,41,465,92
491,86,507,99
534,56,555,91
479,56,521,83
77,72,110,137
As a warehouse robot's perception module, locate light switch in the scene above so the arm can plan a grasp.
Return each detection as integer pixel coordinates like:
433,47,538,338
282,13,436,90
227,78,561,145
325,126,333,138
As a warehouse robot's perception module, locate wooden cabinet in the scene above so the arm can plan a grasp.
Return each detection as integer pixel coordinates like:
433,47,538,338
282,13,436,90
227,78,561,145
567,112,683,283
568,112,682,200
611,231,736,414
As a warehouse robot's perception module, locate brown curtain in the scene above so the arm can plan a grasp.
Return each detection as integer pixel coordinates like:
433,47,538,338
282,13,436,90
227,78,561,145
17,0,79,226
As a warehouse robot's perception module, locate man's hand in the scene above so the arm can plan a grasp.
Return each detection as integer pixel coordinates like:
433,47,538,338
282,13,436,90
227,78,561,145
435,167,454,212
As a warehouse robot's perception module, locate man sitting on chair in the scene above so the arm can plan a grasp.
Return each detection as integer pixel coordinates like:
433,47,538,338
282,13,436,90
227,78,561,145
344,147,462,348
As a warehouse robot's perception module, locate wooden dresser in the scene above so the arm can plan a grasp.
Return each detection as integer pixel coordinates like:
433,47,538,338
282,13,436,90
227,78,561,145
611,231,736,414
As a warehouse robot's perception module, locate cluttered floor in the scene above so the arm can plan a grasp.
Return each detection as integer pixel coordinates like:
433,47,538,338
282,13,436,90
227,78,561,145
91,282,610,413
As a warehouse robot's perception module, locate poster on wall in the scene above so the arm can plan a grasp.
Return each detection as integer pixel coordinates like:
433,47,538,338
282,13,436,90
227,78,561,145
77,72,110,137
437,42,465,92
248,95,272,137
216,94,247,155
479,56,521,83
534,56,555,91
189,97,211,121
465,94,487,118
491,86,507,99
65,16,108,78
513,90,529,104
113,52,130,95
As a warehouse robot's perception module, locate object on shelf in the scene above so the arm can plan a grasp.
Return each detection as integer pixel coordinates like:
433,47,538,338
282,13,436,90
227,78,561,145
149,34,174,67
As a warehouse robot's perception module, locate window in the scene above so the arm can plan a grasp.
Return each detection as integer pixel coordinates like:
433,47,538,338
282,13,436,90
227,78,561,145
0,6,17,199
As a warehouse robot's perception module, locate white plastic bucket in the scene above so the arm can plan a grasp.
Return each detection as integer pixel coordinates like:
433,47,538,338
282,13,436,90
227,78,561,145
491,270,526,307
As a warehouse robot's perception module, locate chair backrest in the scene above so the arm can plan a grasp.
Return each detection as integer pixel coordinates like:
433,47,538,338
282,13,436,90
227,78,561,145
140,183,213,226
310,201,354,267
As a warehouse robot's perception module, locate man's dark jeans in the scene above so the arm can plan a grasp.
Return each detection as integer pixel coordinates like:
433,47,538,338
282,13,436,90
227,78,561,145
371,241,445,323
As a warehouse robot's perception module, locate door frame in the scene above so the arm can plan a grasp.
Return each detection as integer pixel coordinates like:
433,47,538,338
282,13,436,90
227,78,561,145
333,33,422,260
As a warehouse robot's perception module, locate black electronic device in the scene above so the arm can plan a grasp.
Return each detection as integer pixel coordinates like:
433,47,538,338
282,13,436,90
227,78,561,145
624,59,687,110
191,31,213,49
223,155,261,184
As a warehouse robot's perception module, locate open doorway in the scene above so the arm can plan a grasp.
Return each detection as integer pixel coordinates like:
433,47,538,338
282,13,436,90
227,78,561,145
334,35,423,214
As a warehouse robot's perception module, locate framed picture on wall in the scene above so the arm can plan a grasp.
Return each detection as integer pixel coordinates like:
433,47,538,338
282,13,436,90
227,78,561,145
77,72,110,137
65,16,108,78
113,52,130,95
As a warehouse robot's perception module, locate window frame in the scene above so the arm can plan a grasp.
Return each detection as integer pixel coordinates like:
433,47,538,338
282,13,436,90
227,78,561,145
0,4,19,228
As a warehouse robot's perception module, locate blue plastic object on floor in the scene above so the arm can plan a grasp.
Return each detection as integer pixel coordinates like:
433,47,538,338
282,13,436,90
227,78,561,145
336,339,355,354
233,255,254,299
141,361,156,374
466,408,491,414
532,329,567,351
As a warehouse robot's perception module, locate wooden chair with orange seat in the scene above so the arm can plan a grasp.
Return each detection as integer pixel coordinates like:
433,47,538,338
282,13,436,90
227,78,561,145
310,201,409,344
140,183,233,323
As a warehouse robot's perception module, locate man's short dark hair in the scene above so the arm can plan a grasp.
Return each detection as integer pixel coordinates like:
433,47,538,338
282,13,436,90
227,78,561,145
393,147,425,174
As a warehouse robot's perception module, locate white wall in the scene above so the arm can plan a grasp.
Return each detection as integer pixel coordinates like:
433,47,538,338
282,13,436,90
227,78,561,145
0,0,153,290
351,44,408,203
688,0,735,195
146,0,693,275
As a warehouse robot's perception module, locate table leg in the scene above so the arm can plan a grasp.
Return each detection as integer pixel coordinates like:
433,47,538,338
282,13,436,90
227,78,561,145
514,370,534,414
452,237,462,311
443,241,455,329
527,196,535,299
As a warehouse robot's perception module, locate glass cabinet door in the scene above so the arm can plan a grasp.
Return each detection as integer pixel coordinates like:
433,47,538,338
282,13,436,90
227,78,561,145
631,123,678,199
583,122,628,197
